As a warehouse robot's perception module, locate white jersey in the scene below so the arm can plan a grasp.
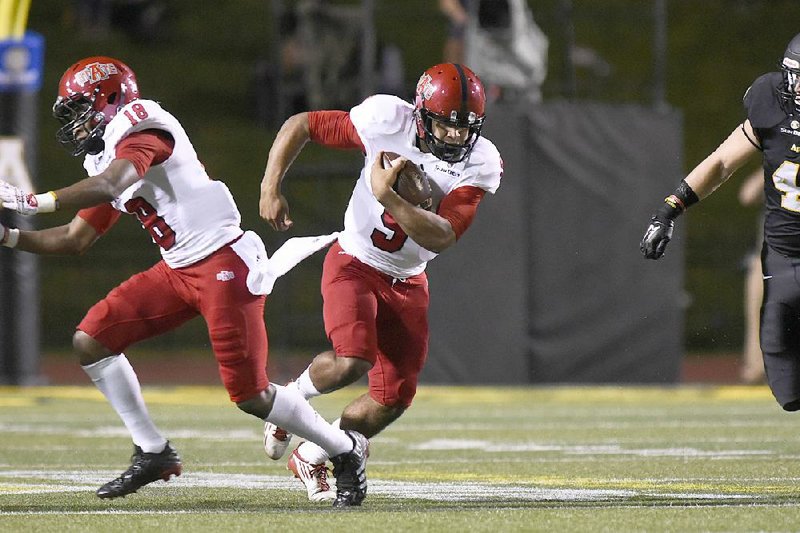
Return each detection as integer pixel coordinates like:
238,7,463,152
339,94,503,279
84,99,242,268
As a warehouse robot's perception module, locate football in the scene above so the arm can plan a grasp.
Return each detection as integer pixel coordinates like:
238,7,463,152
382,151,433,210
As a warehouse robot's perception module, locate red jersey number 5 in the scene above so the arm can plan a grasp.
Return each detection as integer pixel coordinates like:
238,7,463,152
370,210,407,252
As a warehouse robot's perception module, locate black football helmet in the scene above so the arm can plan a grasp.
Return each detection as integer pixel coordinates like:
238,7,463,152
779,33,800,115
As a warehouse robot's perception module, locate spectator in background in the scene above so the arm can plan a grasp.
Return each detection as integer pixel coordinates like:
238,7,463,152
439,0,548,103
66,0,168,42
69,0,113,38
439,0,469,64
641,33,800,412
738,169,766,384
259,0,405,128
0,56,368,507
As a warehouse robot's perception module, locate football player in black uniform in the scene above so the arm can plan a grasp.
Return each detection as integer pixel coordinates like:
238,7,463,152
641,32,800,410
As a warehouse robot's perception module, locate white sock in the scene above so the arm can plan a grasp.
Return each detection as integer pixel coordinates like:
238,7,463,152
294,417,340,464
82,354,167,453
294,365,321,400
267,385,351,457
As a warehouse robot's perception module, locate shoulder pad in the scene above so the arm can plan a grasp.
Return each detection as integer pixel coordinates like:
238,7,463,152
461,137,503,194
744,72,786,129
350,95,413,138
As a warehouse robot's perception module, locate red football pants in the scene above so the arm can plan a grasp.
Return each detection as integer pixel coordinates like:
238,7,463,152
322,241,429,408
78,244,268,403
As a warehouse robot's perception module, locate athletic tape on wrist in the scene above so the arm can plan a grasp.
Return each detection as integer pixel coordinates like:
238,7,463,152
2,227,19,248
33,191,59,213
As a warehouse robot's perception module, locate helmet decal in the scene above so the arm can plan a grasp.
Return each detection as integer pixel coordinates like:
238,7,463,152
416,73,435,102
74,62,120,88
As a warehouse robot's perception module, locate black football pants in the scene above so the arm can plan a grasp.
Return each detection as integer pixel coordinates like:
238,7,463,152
760,242,800,410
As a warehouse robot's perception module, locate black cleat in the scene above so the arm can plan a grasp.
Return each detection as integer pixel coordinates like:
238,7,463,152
330,430,368,508
96,441,182,499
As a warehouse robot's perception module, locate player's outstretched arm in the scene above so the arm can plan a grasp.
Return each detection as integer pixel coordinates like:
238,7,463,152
54,159,142,211
683,120,760,198
0,159,141,215
640,121,760,260
1,215,100,255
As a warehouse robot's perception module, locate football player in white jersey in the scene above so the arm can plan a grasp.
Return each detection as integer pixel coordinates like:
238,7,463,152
259,63,503,499
0,57,369,507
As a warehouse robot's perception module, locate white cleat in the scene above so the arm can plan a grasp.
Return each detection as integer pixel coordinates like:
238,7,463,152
263,421,293,460
287,447,336,502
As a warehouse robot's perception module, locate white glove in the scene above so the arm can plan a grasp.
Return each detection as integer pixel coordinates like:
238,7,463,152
0,180,57,215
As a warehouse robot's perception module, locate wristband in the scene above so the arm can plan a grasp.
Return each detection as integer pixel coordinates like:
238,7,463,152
33,191,59,213
674,180,699,209
664,194,684,211
659,180,700,220
2,227,19,248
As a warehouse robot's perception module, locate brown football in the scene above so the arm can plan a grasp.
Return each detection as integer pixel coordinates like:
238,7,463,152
381,151,433,210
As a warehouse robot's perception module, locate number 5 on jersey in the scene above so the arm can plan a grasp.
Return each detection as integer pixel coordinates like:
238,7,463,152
371,210,408,252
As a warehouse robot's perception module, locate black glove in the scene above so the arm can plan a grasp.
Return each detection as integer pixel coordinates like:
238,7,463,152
640,214,674,260
640,180,699,260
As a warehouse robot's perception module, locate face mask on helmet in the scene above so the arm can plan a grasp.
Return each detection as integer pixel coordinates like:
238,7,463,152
779,33,800,116
53,93,107,156
420,110,484,163
414,63,486,163
52,56,140,157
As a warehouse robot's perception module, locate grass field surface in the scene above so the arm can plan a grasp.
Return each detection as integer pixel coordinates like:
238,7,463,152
1,384,798,532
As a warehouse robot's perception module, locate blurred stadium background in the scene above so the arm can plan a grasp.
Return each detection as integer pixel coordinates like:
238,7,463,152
0,0,797,385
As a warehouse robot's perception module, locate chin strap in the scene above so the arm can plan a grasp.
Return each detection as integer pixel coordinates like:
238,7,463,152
84,134,105,155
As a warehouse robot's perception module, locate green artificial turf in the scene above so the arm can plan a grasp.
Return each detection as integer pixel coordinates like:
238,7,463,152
1,385,797,532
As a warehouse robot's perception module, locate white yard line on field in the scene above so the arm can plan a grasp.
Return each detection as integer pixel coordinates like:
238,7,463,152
0,470,758,503
409,438,773,457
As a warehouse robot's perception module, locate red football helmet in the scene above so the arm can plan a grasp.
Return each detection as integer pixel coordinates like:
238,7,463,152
52,56,140,156
414,63,486,163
